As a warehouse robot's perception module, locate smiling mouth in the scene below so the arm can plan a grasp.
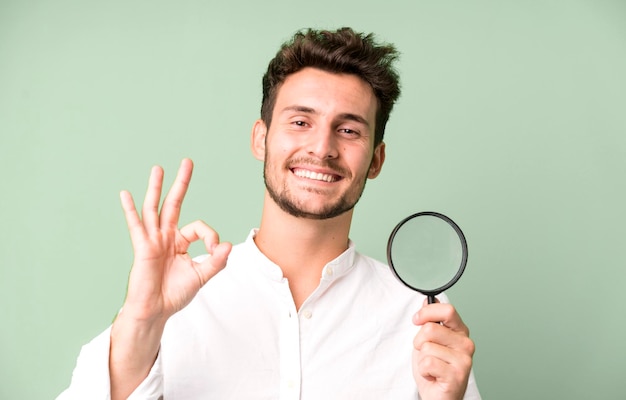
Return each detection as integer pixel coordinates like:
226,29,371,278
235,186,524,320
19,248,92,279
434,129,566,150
291,168,341,183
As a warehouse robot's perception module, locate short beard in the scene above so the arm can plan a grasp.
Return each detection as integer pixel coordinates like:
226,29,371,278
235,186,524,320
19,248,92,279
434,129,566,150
263,163,367,220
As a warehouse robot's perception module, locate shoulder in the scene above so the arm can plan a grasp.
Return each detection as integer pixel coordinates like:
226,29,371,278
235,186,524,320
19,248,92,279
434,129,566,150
351,251,425,304
353,251,452,305
353,251,403,288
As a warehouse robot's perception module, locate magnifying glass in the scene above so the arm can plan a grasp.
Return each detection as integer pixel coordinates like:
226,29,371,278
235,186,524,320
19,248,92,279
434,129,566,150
387,211,468,304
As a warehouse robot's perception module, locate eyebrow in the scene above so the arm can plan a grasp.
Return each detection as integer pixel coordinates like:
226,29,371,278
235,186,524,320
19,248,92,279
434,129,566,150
280,105,371,127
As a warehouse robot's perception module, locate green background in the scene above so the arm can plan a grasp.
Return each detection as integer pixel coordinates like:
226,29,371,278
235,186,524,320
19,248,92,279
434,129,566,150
1,0,625,398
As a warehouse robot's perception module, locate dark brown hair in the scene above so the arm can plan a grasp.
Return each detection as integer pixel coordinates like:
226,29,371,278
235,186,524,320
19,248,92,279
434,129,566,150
261,27,401,147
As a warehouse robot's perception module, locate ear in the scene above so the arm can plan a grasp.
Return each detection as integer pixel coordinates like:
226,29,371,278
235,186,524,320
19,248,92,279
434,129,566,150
251,119,267,161
368,141,386,179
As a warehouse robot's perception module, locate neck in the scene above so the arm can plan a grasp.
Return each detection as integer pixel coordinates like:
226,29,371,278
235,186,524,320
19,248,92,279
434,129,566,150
254,191,353,308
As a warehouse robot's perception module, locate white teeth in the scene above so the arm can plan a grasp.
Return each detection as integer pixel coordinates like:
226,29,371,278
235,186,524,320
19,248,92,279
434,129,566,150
293,169,336,182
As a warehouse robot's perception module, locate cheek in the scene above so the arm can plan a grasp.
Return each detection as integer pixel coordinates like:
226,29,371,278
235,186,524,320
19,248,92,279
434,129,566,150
265,145,292,170
356,151,376,173
268,135,297,156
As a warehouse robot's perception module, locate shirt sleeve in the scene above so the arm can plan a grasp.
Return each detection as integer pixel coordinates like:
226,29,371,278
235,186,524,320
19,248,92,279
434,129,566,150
55,327,164,400
463,369,482,399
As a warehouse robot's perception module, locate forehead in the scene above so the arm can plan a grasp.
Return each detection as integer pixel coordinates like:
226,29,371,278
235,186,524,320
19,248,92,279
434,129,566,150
274,67,378,123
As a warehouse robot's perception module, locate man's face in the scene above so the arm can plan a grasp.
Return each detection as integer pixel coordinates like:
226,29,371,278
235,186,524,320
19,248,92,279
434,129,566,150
252,67,385,220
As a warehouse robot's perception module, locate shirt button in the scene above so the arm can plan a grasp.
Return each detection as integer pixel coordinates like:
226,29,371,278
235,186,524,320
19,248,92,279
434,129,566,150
325,267,334,277
302,310,313,319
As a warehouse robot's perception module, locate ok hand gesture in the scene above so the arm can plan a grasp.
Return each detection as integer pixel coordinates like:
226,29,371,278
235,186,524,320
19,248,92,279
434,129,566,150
119,158,232,322
110,159,231,399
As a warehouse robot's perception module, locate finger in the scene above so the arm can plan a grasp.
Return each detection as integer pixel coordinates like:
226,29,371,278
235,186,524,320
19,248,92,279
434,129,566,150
414,342,473,381
120,190,147,248
179,220,220,249
196,241,232,283
413,303,469,335
141,165,165,229
414,350,458,385
160,159,193,229
120,190,144,233
179,220,231,284
414,322,475,356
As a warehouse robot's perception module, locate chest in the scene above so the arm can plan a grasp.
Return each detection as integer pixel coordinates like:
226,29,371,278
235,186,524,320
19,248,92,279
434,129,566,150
160,263,420,399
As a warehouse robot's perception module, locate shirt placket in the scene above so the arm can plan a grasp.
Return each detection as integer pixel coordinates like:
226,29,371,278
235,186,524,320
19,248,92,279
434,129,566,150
278,280,302,400
276,263,341,399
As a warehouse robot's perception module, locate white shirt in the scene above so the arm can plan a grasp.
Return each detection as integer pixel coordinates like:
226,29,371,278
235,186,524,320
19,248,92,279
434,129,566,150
58,230,480,399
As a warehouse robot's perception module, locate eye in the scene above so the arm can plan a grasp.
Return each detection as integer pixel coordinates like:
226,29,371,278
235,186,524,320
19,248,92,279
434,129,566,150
293,120,308,127
339,128,359,137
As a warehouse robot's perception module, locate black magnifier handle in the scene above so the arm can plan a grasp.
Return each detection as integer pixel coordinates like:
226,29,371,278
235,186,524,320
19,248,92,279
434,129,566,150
427,295,444,326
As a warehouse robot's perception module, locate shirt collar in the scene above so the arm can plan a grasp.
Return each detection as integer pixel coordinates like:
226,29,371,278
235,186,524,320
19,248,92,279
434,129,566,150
243,229,357,282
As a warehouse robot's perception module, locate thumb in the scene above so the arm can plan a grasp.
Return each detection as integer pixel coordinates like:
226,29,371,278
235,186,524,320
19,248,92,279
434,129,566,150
196,242,232,284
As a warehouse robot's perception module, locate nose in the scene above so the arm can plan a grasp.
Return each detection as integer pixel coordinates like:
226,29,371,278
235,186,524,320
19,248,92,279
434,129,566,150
307,127,338,160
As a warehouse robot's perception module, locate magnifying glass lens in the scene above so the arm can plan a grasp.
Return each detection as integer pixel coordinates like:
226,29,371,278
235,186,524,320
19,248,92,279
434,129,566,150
387,212,468,299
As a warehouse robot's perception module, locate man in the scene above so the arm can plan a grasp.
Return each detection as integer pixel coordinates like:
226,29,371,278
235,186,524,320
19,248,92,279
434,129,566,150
59,27,480,399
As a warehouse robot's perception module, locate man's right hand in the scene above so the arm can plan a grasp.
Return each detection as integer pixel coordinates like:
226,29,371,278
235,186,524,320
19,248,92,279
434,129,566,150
110,158,231,400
